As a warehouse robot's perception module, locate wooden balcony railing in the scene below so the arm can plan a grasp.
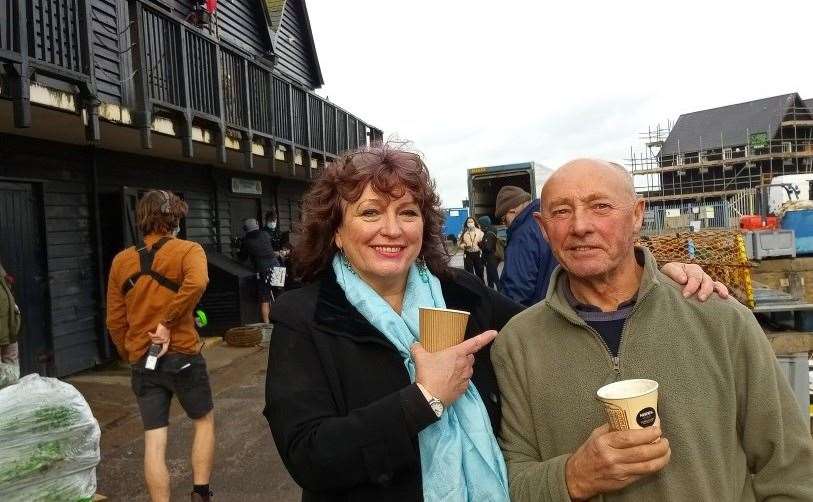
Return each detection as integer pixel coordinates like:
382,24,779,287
131,1,380,172
0,0,97,132
1,0,382,172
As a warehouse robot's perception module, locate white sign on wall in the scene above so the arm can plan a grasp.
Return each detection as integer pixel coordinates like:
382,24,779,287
231,178,262,195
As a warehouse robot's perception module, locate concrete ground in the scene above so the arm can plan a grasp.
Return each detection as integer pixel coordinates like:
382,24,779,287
68,339,300,501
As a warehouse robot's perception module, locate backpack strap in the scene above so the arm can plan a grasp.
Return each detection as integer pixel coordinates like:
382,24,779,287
121,237,180,295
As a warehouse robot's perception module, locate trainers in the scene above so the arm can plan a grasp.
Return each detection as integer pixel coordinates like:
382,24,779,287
191,491,213,502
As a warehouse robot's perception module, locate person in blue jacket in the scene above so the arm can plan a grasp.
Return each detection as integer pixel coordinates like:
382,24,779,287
495,186,558,307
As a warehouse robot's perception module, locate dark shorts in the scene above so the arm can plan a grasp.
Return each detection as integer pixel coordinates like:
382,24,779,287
130,353,213,430
256,269,274,303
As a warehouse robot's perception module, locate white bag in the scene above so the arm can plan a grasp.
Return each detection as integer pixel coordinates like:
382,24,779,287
269,266,287,288
0,374,101,501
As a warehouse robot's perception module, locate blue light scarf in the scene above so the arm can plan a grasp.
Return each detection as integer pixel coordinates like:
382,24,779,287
332,255,509,501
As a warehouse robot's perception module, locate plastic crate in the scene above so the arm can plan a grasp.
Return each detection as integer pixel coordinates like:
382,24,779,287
747,230,796,260
776,352,810,429
781,209,813,256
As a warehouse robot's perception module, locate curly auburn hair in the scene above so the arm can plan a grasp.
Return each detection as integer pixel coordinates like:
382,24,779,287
136,189,188,236
293,143,451,282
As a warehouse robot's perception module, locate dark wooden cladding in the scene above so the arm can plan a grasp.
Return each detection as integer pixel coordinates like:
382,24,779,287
221,50,247,128
308,94,323,151
142,7,182,106
370,128,383,145
91,0,123,103
337,109,348,152
291,86,307,146
274,0,319,89
272,76,291,140
1,0,20,52
249,64,273,135
348,117,358,150
357,122,366,149
210,0,268,57
30,0,84,72
324,103,337,154
186,31,218,117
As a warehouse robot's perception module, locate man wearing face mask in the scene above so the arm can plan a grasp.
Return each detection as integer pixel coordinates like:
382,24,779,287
106,189,214,502
262,210,282,253
239,218,280,323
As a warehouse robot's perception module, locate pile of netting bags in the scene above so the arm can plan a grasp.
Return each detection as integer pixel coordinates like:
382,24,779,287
0,374,100,501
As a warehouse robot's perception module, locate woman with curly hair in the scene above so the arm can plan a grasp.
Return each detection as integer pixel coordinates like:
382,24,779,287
263,143,725,502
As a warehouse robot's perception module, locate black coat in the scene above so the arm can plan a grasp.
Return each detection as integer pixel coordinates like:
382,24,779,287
238,230,278,272
264,267,522,502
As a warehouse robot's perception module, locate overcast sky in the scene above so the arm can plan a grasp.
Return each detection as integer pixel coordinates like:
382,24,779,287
307,0,813,207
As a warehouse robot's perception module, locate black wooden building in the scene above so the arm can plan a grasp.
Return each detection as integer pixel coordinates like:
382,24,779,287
0,0,382,376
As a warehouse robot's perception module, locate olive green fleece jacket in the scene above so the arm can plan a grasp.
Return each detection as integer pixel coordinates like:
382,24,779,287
492,247,813,501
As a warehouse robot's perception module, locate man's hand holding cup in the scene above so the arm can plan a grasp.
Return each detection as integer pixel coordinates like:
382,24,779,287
565,423,671,500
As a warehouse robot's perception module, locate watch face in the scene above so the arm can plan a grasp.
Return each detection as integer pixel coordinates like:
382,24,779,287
430,400,443,417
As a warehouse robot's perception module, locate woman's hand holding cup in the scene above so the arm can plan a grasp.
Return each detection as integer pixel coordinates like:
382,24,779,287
411,330,498,405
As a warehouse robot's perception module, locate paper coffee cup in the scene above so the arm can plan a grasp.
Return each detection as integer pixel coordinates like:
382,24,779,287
419,307,470,353
596,379,659,431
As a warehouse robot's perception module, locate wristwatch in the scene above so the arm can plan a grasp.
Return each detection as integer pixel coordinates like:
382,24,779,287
417,382,444,418
428,396,444,418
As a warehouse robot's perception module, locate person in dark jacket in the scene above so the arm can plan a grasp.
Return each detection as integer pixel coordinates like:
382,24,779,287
495,186,559,307
238,218,279,323
265,144,519,502
478,215,500,289
262,210,282,251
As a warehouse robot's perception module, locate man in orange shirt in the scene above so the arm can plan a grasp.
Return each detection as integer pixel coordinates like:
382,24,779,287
106,190,214,502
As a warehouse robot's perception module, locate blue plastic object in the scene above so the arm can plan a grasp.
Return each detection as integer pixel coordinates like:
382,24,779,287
442,207,469,240
781,209,813,255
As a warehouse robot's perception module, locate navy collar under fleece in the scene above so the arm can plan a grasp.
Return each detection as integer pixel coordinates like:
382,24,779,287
559,248,646,322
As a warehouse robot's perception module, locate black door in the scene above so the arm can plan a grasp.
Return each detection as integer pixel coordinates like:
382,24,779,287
0,182,51,375
228,197,261,256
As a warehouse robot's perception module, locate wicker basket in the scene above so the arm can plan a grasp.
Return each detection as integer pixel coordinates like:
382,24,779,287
224,326,263,347
246,322,274,343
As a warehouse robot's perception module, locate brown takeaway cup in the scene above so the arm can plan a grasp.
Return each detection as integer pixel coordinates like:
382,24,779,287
596,379,660,431
419,307,470,353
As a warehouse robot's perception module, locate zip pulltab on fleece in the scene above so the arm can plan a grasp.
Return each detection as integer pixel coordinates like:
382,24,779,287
612,356,620,377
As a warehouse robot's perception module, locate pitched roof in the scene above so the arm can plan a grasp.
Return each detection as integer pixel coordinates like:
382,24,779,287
266,0,323,89
659,93,800,156
296,0,323,87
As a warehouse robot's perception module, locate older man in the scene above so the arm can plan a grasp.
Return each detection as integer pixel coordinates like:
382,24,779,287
492,159,813,501
494,185,558,306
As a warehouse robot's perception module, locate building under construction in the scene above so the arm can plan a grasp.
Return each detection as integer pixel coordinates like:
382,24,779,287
628,93,813,233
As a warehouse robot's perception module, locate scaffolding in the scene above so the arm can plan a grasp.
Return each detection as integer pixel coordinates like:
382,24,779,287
627,105,813,235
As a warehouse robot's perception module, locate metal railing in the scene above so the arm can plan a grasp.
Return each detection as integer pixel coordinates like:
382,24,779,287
641,189,758,235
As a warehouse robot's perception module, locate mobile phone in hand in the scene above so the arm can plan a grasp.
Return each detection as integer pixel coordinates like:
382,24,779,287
144,343,162,370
